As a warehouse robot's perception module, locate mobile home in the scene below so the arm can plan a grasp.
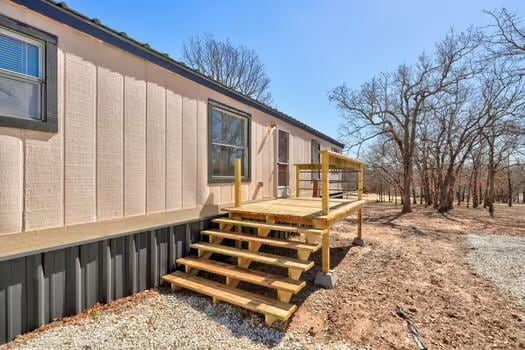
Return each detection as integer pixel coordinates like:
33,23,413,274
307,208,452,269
0,0,365,343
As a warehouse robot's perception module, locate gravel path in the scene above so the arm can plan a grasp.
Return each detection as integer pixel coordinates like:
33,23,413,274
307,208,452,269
466,234,525,305
2,290,367,350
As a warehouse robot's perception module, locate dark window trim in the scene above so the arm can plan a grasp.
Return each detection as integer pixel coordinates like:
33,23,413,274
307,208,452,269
311,139,321,163
11,0,343,147
208,99,252,184
0,13,58,132
311,139,321,180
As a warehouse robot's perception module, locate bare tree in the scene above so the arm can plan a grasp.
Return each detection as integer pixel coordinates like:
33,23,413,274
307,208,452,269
485,8,525,77
477,64,525,216
182,34,272,104
330,29,481,213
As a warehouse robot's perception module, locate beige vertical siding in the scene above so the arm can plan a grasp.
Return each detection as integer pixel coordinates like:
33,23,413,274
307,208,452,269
165,91,183,211
182,97,197,209
145,81,166,214
0,1,342,235
197,100,210,205
0,131,23,233
64,54,96,225
96,67,124,220
124,77,147,217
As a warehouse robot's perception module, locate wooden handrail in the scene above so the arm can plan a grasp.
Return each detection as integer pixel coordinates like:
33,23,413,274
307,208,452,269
295,151,366,217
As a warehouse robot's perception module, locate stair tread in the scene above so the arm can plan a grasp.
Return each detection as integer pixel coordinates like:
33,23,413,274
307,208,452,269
213,218,325,235
202,230,320,252
162,271,296,320
177,257,306,293
191,243,314,271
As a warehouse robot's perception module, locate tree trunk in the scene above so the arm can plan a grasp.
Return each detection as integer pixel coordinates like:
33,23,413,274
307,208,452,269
394,188,398,206
401,163,412,213
507,165,513,207
472,166,479,208
479,184,483,204
486,146,495,217
412,180,417,205
466,167,474,208
438,166,456,212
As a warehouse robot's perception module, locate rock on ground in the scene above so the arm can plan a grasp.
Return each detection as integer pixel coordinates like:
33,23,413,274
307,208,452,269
2,290,369,350
466,234,525,305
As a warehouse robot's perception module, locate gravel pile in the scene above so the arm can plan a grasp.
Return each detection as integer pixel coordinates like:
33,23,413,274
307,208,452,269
466,234,525,305
3,290,368,350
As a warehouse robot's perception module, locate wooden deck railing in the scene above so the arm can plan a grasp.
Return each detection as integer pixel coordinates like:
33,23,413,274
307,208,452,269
295,150,365,215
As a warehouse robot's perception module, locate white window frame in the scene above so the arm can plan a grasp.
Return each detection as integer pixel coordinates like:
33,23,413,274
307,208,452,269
0,26,44,82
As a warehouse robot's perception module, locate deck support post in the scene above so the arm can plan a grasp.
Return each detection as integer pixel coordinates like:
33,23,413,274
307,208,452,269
235,158,242,207
315,228,338,288
295,166,300,197
353,164,366,247
321,151,330,216
321,229,330,273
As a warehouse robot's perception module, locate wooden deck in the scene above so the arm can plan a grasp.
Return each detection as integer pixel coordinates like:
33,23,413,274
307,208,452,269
224,197,366,227
162,151,366,326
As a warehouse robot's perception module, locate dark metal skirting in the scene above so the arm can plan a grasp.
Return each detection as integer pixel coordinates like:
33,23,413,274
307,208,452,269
0,217,217,345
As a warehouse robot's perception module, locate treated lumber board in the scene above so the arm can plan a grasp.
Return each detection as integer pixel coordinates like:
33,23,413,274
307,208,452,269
212,218,325,235
191,243,314,271
162,271,297,323
176,257,305,293
315,199,367,225
201,230,320,252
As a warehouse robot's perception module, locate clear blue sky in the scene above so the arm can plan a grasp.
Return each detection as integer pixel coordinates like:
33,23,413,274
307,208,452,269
66,0,524,142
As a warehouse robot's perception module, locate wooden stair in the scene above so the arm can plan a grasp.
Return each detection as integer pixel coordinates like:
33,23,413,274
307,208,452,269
191,243,314,275
162,215,320,326
162,271,297,326
201,229,320,253
213,218,326,236
177,257,306,294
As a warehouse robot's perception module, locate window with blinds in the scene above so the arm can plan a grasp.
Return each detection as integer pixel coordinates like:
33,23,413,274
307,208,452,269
208,101,251,182
0,26,43,121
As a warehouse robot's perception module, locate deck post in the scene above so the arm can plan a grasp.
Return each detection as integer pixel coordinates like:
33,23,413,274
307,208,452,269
315,151,338,288
295,165,300,198
322,229,330,273
353,164,365,246
235,158,242,207
321,151,329,215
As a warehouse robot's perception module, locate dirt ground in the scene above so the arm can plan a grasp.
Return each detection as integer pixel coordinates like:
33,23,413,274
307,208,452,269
289,201,525,349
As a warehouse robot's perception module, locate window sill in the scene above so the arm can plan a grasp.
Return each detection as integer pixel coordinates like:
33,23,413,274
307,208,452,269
0,115,57,132
208,177,252,184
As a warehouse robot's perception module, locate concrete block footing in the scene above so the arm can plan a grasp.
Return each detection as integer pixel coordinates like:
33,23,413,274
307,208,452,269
314,270,338,289
352,237,366,247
